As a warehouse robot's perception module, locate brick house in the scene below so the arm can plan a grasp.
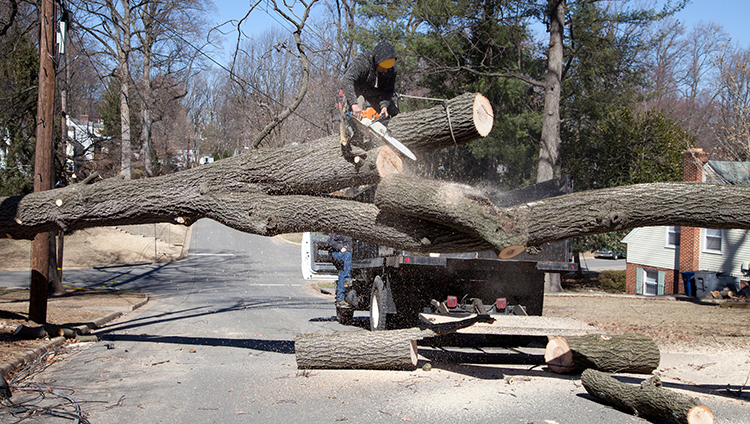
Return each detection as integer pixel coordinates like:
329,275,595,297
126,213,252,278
621,148,750,295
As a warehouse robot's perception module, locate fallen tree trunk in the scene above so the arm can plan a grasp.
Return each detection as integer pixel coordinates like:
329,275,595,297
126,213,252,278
295,328,436,370
581,369,714,424
545,333,660,374
3,91,750,256
0,93,492,242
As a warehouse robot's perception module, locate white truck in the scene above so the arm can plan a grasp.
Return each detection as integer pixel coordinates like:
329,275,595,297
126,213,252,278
301,177,578,331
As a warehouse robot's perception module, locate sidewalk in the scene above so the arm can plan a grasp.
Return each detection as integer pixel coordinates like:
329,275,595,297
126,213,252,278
0,288,149,378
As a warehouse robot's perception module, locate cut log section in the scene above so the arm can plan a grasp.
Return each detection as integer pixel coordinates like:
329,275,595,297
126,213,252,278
581,369,714,424
13,324,47,340
545,333,660,374
295,328,435,370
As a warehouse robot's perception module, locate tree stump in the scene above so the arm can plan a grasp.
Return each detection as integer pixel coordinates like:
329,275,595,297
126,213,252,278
295,328,435,370
581,369,714,424
545,333,660,374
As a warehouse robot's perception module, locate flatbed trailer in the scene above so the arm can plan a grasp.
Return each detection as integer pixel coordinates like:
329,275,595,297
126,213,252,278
301,177,578,331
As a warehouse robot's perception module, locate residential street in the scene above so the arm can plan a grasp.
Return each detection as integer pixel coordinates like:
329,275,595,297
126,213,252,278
5,219,747,423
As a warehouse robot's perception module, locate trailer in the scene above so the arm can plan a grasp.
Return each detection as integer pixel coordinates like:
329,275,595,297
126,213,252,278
301,177,578,331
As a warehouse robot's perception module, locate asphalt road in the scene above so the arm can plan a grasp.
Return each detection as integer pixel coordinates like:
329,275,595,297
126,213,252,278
4,220,747,423
579,256,627,272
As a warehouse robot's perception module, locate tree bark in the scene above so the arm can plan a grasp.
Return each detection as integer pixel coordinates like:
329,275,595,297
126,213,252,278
545,333,660,374
581,369,714,424
30,0,57,323
295,328,435,369
3,92,750,257
117,1,133,180
537,0,565,181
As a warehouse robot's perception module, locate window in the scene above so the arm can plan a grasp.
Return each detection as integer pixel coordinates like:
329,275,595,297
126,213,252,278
703,229,723,254
665,226,680,248
637,268,665,296
644,270,659,296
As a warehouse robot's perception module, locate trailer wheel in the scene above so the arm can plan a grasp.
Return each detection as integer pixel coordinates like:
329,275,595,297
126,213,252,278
336,306,354,326
370,276,387,331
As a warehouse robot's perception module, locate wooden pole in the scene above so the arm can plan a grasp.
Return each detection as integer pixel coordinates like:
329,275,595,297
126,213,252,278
29,0,57,323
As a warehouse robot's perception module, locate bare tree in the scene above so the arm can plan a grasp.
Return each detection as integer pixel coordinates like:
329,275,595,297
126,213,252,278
71,0,136,179
133,0,212,176
712,46,750,161
645,20,730,151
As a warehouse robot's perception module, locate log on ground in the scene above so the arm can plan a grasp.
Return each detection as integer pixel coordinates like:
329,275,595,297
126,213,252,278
295,328,435,370
581,369,714,424
545,333,660,374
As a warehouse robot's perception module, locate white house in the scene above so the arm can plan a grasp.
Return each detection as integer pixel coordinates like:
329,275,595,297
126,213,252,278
65,115,105,175
622,149,750,296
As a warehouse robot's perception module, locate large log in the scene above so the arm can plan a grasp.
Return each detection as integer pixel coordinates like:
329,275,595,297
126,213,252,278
581,369,714,424
295,328,436,370
545,333,660,374
3,90,750,256
375,175,528,257
0,93,493,242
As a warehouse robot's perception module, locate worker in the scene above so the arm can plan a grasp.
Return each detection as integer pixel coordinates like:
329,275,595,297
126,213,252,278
341,40,399,120
328,233,353,308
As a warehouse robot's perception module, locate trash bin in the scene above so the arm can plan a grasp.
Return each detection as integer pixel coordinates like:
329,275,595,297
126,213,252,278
718,275,741,293
693,271,720,298
680,272,695,297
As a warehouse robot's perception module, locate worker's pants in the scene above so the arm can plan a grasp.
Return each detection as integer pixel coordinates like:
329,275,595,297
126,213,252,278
331,251,352,302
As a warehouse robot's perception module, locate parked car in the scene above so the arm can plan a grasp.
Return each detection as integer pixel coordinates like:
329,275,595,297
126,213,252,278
595,248,625,259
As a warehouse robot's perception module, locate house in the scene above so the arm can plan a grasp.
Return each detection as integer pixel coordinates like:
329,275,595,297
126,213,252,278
65,115,105,175
622,148,750,296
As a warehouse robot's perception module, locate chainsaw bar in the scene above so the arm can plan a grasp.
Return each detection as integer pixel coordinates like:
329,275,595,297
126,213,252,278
348,116,417,161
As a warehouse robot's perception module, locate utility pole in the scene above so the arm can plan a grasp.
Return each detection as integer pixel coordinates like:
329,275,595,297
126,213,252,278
30,0,57,324
56,6,71,289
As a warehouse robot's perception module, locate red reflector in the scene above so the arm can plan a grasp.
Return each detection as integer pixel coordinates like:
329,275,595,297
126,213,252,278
446,295,458,308
404,256,411,263
496,298,507,310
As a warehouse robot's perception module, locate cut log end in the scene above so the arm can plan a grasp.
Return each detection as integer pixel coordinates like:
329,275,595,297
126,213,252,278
376,146,404,177
409,339,418,366
544,336,575,373
687,405,714,424
498,245,525,259
473,94,494,137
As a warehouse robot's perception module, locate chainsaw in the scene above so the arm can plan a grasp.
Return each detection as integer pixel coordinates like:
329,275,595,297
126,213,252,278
342,106,417,161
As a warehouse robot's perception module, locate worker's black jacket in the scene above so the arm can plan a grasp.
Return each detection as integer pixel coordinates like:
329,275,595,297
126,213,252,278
328,233,353,253
341,42,397,113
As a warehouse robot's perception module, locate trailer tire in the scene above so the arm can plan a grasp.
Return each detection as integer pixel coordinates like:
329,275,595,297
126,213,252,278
370,276,388,331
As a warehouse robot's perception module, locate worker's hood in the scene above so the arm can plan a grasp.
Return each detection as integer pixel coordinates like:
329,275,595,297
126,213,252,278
372,41,396,67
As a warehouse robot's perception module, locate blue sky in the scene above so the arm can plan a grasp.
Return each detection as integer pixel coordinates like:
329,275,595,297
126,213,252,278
210,0,750,53
673,0,750,47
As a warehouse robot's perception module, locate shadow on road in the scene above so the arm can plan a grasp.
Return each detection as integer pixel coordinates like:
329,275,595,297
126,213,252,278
102,333,295,354
612,374,750,403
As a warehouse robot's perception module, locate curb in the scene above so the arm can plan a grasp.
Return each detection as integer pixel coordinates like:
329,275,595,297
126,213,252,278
0,293,150,379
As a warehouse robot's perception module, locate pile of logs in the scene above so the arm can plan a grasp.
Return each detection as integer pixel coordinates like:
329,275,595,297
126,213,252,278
295,327,714,424
544,333,713,424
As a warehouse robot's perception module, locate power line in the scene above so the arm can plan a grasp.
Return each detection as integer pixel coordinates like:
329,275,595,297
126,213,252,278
152,13,328,133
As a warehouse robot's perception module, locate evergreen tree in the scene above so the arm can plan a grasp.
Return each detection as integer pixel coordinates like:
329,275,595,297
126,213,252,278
0,25,39,196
